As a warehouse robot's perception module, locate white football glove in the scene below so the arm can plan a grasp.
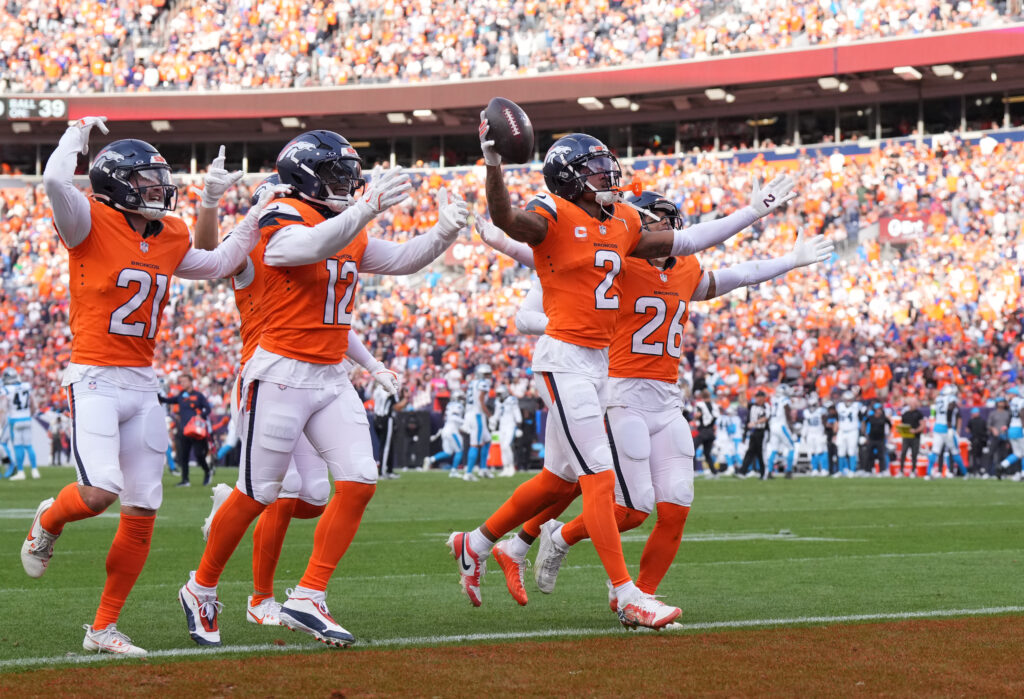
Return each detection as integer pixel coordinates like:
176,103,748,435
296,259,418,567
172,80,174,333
248,183,293,219
434,187,469,241
201,145,245,209
371,363,401,395
479,111,501,166
358,165,412,215
748,174,797,218
476,217,505,248
789,230,835,268
62,116,109,155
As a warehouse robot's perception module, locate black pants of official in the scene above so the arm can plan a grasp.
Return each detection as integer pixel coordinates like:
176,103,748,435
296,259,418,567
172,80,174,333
741,429,766,477
827,439,838,474
176,434,210,484
866,439,888,473
695,430,716,473
899,437,920,473
374,414,395,475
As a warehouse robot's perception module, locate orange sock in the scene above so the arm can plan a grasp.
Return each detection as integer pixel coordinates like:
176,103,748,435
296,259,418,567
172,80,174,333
578,471,631,587
483,469,577,539
561,504,649,545
196,489,266,589
636,502,690,595
40,483,103,535
522,483,581,539
93,514,154,630
298,481,375,591
293,500,327,520
251,498,298,604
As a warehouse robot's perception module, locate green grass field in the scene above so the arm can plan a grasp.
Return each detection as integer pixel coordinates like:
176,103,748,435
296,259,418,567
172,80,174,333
1,467,1022,670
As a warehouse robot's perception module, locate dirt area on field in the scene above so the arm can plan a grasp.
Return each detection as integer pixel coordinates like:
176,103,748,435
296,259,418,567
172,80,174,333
4,616,1022,698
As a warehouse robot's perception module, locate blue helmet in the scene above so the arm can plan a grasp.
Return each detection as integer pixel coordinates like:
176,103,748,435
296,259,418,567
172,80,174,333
276,130,364,213
250,173,282,207
627,190,682,231
542,133,621,201
89,139,177,220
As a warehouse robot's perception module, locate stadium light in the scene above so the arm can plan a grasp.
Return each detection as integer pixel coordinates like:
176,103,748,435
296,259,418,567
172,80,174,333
991,71,998,82
838,82,849,93
931,64,955,77
629,102,640,112
893,66,922,81
577,97,604,110
953,70,965,80
704,88,727,101
412,109,437,121
725,93,736,103
11,122,30,134
386,112,408,124
609,97,631,109
150,120,172,133
817,77,840,90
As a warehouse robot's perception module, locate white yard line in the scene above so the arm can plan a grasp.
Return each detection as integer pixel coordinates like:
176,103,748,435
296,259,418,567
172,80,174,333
1,605,1020,670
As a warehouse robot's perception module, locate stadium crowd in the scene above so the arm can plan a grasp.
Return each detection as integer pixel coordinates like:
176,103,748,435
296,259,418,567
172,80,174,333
0,0,1016,93
1,130,1023,478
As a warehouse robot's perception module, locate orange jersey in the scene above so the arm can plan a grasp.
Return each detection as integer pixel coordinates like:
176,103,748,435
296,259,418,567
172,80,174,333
526,192,642,348
64,198,190,367
258,198,367,364
609,255,703,383
232,240,268,368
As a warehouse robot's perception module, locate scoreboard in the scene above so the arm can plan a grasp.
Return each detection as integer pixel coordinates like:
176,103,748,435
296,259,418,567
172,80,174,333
0,98,68,120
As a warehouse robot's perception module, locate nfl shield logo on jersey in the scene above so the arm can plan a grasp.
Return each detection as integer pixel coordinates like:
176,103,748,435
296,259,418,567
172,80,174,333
660,273,668,282
140,241,149,253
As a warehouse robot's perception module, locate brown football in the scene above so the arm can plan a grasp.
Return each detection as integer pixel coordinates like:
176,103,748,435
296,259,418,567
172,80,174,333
483,97,535,164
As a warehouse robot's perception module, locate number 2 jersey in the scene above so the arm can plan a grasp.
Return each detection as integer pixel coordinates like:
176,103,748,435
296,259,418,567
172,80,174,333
526,192,642,349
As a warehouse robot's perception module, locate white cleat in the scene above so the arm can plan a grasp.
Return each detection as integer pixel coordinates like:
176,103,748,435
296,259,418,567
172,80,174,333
479,468,494,479
9,470,25,481
421,456,434,471
463,472,479,482
280,589,355,647
179,571,222,646
21,497,58,578
617,591,682,630
31,468,40,480
534,520,569,594
201,483,234,542
448,468,462,479
246,595,282,626
82,623,148,657
498,466,516,477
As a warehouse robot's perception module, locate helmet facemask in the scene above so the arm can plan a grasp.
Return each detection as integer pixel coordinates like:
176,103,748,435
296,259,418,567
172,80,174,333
123,166,177,220
576,153,622,206
639,200,682,233
309,158,365,213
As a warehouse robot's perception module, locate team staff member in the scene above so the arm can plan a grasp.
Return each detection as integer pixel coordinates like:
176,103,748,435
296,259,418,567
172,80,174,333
161,375,212,487
898,396,925,476
740,391,769,478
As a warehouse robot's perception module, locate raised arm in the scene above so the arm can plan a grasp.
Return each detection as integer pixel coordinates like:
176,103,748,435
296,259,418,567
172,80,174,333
263,166,411,267
479,112,548,245
631,174,798,260
194,145,244,251
174,184,290,280
42,116,109,248
691,231,833,301
359,187,468,275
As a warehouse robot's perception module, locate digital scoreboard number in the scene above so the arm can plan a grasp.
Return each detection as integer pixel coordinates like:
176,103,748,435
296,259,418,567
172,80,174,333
0,98,68,120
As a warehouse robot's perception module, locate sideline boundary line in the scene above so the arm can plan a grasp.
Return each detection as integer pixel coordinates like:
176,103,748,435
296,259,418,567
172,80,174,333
1,605,1021,671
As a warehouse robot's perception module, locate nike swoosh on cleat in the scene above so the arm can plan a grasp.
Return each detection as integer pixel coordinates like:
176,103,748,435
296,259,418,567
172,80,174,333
459,538,473,574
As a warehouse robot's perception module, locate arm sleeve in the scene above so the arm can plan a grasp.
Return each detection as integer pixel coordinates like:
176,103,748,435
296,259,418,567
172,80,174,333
42,133,91,248
174,211,260,280
345,329,380,372
691,252,797,301
359,227,451,275
485,235,536,269
670,207,759,257
232,257,256,290
263,203,375,267
515,283,548,336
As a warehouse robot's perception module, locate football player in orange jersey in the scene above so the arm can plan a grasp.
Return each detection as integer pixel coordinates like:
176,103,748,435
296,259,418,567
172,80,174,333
21,117,287,657
194,174,402,628
446,120,797,629
179,130,467,648
474,192,831,609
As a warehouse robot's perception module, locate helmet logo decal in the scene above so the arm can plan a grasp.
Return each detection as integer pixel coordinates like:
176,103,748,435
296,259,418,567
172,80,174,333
545,145,573,164
150,155,167,165
282,140,317,162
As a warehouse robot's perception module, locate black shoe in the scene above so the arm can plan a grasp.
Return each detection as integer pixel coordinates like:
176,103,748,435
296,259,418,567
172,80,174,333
785,471,793,479
202,472,212,487
176,481,191,488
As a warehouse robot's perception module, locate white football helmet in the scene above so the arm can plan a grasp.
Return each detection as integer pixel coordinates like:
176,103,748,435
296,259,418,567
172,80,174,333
941,384,958,397
842,390,853,402
2,368,19,385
